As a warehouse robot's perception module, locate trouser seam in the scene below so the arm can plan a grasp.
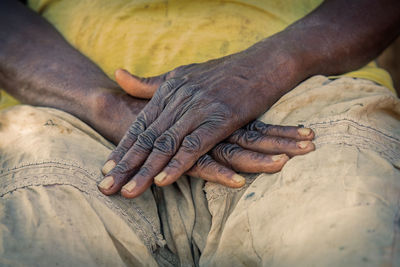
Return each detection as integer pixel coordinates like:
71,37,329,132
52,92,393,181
0,160,166,253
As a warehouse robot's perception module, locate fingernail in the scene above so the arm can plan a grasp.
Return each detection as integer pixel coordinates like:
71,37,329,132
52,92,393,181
298,128,311,137
154,172,167,184
122,180,137,192
232,174,246,185
102,160,116,175
272,154,287,161
98,176,114,190
297,141,311,149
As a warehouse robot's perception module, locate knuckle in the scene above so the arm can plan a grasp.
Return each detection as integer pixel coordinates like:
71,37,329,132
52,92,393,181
271,136,286,147
229,129,246,143
213,143,241,167
250,121,272,134
182,84,199,97
131,115,147,134
112,161,136,177
154,131,179,156
195,154,214,169
162,77,186,92
243,131,262,144
166,158,184,170
245,120,258,131
181,134,201,154
136,129,158,151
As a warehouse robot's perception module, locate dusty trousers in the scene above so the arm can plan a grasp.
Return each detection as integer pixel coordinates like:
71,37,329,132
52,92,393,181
1,76,399,266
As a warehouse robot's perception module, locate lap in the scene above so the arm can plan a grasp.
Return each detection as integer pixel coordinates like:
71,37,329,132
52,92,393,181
0,106,166,266
201,76,400,266
1,76,399,266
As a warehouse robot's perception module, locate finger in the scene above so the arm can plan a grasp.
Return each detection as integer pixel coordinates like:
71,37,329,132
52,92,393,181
210,143,289,173
100,78,184,176
186,154,246,188
99,110,181,195
228,129,315,157
246,121,314,140
98,147,148,195
99,78,188,195
153,122,232,187
120,116,199,198
115,69,163,99
101,112,148,176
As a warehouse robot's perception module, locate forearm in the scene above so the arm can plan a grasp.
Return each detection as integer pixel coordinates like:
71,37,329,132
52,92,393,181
0,0,146,143
243,0,400,109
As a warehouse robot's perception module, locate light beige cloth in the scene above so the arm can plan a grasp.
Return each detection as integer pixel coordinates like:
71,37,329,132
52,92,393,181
0,76,399,266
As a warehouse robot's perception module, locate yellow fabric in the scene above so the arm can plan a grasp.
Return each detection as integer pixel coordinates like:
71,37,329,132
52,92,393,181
0,91,19,110
0,0,395,109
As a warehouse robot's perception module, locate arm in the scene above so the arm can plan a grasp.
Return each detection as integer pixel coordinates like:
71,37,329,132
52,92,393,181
0,0,316,191
0,0,147,144
261,0,400,87
103,0,400,198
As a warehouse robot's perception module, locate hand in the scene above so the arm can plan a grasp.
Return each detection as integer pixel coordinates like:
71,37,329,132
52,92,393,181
98,43,310,199
93,70,313,196
100,118,315,195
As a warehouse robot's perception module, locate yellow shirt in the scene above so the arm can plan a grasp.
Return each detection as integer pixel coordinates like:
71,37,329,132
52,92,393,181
0,0,395,109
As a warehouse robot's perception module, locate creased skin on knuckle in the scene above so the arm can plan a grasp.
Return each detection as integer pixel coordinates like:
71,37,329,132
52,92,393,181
181,134,201,154
174,96,205,121
195,154,214,170
228,129,246,143
248,120,272,134
154,131,179,156
245,120,258,131
136,129,158,151
213,143,241,168
113,161,136,177
165,77,187,92
157,77,187,108
128,117,146,137
182,84,199,98
194,154,231,178
271,136,285,147
166,158,184,170
243,131,262,145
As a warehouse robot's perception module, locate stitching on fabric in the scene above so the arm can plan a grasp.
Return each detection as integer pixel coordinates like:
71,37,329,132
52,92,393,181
309,118,400,165
0,161,165,253
310,118,400,143
205,116,400,202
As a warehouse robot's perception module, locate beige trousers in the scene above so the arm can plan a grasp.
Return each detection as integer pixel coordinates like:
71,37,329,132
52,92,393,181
0,76,399,267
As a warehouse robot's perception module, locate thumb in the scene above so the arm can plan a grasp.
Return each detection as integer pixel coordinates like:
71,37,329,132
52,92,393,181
115,69,164,99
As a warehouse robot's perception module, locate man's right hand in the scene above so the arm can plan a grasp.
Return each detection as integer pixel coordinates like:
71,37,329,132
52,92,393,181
98,70,315,197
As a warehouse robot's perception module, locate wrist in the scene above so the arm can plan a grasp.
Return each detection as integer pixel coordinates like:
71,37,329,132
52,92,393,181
240,32,310,108
88,87,147,144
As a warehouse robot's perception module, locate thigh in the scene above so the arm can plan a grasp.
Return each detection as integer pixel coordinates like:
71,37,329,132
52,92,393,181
0,106,172,266
201,76,400,267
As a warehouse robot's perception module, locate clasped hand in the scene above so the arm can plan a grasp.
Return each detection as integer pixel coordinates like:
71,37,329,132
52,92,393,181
98,53,315,198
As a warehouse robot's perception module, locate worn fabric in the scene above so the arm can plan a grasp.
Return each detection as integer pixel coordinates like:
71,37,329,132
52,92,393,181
0,0,395,109
1,76,399,266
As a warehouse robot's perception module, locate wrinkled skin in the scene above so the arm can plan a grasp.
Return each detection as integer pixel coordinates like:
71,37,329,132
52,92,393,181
0,0,316,198
99,0,400,199
1,0,399,200
98,62,316,198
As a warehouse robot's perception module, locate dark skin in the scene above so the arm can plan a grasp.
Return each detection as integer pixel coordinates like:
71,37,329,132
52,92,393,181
99,0,400,198
0,0,315,190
